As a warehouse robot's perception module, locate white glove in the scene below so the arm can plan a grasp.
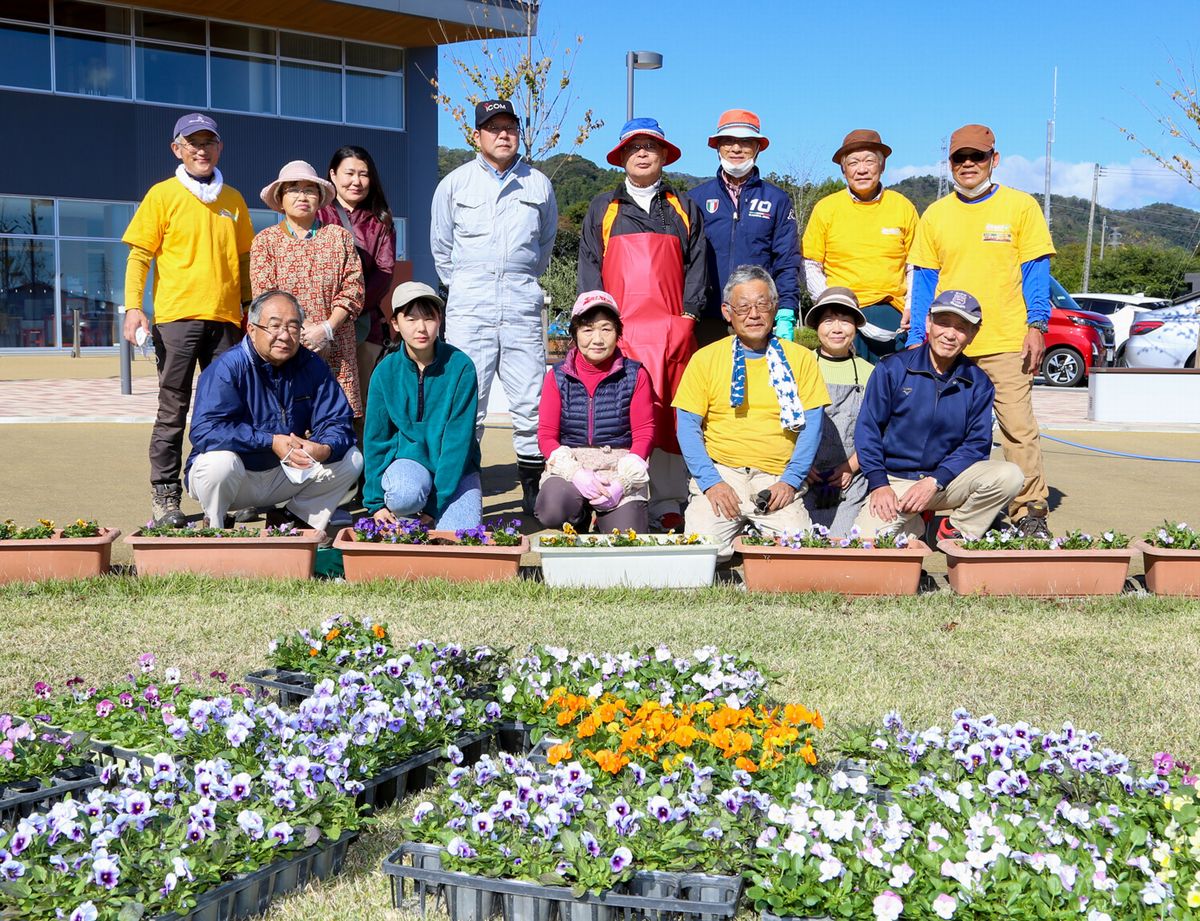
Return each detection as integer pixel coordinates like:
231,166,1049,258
615,453,650,491
303,320,335,353
545,445,581,481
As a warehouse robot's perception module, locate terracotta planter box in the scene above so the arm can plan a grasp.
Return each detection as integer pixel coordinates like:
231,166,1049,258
125,529,322,578
939,540,1134,596
0,528,120,583
333,528,528,583
1134,539,1200,596
733,538,930,595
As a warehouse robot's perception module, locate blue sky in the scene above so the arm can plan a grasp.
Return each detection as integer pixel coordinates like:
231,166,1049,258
438,0,1200,214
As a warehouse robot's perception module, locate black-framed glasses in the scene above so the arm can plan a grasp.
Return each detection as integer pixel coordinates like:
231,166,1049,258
250,321,302,338
951,149,993,165
480,122,519,136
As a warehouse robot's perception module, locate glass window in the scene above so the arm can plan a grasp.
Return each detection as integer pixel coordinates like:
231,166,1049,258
346,70,402,129
345,42,402,73
58,200,135,238
394,217,407,261
280,61,340,121
134,10,203,44
54,1,130,34
136,41,205,105
210,22,273,55
0,238,56,348
0,23,51,90
279,31,339,64
250,209,280,235
3,1,50,25
0,196,54,235
55,32,131,97
211,51,275,114
59,239,126,347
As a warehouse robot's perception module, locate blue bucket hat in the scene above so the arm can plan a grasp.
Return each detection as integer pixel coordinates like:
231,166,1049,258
606,118,682,167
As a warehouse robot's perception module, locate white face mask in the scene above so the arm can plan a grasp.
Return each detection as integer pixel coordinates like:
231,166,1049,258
720,156,755,179
952,177,995,199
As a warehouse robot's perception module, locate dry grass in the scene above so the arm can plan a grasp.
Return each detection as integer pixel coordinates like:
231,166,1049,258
3,576,1198,919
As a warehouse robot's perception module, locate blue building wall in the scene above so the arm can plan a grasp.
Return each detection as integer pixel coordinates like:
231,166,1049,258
0,44,438,284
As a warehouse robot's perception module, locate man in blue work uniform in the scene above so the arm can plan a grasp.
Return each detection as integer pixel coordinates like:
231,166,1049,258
431,99,559,515
688,110,800,347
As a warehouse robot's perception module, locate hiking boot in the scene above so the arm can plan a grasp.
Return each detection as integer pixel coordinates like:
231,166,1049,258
150,482,187,528
1015,513,1052,539
936,518,964,542
516,457,545,518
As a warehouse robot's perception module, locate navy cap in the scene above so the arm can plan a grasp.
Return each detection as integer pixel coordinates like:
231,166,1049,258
475,99,517,128
930,289,983,325
172,113,220,141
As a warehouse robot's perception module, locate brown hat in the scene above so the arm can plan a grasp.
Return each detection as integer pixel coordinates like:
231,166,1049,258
949,124,995,155
832,129,892,164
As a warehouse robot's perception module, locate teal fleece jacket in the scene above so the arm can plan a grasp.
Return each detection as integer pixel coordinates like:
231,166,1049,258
363,341,481,518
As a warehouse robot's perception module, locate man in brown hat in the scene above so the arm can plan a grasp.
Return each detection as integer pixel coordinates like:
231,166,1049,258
907,124,1056,538
802,130,918,365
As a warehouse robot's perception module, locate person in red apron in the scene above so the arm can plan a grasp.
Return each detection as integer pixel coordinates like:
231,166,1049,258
578,118,707,527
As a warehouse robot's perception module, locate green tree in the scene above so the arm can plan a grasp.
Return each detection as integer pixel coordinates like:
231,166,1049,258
430,1,602,174
1053,241,1200,297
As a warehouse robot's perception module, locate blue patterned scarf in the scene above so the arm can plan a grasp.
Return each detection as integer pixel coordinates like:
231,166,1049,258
730,336,807,432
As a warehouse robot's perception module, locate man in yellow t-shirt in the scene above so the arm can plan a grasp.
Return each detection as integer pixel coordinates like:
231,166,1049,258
122,113,254,527
673,265,830,560
907,124,1056,538
802,129,918,365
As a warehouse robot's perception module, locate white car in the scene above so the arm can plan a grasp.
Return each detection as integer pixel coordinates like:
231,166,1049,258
1123,296,1200,368
1069,293,1172,363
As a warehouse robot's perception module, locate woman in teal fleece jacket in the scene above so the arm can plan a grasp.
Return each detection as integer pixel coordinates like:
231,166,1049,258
363,282,482,528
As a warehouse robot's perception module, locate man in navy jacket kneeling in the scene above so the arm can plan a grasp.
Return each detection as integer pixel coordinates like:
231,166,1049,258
852,290,1022,541
185,289,362,536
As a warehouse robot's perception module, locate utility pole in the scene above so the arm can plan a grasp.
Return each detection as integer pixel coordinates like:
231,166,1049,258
1044,66,1057,226
1099,215,1107,261
1081,164,1100,293
936,136,949,199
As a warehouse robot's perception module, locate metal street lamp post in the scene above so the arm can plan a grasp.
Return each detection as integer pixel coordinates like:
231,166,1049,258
625,51,663,121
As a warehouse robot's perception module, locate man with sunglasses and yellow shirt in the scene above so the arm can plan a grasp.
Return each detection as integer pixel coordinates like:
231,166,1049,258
907,124,1056,538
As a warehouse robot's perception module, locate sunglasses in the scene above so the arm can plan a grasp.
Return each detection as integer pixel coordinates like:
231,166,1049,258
951,149,993,165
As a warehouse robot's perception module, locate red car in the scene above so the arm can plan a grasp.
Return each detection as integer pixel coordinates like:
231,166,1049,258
1041,279,1115,387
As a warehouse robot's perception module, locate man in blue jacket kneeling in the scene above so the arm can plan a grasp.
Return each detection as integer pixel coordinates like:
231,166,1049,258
853,290,1022,540
186,289,362,535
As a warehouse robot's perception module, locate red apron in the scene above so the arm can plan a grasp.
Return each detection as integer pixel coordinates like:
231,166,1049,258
601,233,697,454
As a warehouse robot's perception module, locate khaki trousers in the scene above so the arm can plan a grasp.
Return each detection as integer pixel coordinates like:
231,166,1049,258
852,460,1024,541
973,351,1048,516
684,463,813,562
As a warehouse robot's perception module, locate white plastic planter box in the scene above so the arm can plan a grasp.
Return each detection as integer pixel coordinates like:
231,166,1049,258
537,537,719,588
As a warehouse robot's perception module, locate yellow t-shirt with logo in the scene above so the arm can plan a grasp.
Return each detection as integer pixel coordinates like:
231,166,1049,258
672,338,830,476
909,185,1056,356
122,178,254,325
802,188,918,310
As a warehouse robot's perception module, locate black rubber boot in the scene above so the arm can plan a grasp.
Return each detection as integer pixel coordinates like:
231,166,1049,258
516,456,545,519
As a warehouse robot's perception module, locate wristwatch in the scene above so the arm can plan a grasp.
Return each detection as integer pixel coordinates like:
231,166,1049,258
1027,321,1049,333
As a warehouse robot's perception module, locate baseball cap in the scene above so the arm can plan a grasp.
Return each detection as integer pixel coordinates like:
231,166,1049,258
172,113,220,141
390,281,444,317
571,290,620,319
929,290,983,325
475,99,517,129
803,286,866,329
949,124,995,155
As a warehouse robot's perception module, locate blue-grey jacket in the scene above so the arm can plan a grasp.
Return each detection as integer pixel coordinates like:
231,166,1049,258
430,155,558,316
687,167,800,318
186,337,355,476
854,345,995,492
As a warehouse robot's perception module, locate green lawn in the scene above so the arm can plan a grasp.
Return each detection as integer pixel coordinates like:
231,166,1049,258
4,577,1198,920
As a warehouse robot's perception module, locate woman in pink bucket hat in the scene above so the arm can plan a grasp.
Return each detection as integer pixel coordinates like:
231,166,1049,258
250,160,366,416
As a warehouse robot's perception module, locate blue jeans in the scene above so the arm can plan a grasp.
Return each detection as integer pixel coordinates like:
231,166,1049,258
380,458,482,530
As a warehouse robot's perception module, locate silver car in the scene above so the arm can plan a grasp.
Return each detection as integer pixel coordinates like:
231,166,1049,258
1123,295,1200,368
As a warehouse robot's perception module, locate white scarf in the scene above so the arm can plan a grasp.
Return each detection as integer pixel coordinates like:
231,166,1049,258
625,177,660,213
175,165,224,204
